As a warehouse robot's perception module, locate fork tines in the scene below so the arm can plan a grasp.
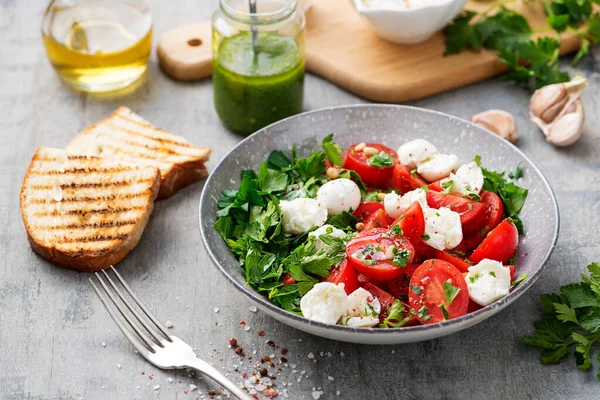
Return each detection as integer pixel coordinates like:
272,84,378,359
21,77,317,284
90,266,172,355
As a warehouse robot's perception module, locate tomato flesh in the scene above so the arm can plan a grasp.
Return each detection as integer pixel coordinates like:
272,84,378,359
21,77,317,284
353,202,385,220
426,191,486,226
470,219,519,264
357,273,389,291
325,259,359,295
463,191,504,235
344,143,397,187
387,263,420,297
362,208,392,232
434,249,474,273
346,231,415,280
363,283,417,326
391,201,425,245
408,259,469,324
392,164,426,194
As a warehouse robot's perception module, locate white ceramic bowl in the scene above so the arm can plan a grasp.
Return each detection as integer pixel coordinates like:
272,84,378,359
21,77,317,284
199,105,559,345
350,0,468,44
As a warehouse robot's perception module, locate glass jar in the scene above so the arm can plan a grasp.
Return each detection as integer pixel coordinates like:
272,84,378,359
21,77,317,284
212,0,306,136
42,0,152,93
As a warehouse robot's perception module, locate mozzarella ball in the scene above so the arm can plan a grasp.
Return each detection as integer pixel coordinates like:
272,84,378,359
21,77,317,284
309,224,346,251
449,161,484,196
280,198,327,235
465,259,511,306
397,139,438,168
342,316,380,328
384,188,428,219
416,153,460,182
316,178,362,216
300,282,348,325
346,287,381,317
423,207,463,250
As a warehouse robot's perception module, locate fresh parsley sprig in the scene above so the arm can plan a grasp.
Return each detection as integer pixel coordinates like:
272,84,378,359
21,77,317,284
522,262,600,379
444,0,600,88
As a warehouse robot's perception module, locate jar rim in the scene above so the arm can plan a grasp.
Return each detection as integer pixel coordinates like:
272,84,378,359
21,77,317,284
220,0,297,25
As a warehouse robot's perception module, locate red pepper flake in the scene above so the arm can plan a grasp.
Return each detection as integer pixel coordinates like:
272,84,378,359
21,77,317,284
259,367,268,377
242,373,248,379
240,320,246,325
281,348,288,355
234,347,244,356
263,388,278,398
280,357,288,363
247,355,253,360
268,361,275,368
266,340,276,347
260,356,271,363
178,380,182,384
141,372,145,375
148,375,154,380
184,390,189,394
257,330,265,336
229,338,238,346
252,395,259,400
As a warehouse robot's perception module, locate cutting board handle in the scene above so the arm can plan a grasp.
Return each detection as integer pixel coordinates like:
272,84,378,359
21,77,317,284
157,21,213,81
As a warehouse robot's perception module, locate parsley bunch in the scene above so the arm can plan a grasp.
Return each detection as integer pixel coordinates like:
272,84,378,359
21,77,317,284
522,263,600,379
444,0,600,88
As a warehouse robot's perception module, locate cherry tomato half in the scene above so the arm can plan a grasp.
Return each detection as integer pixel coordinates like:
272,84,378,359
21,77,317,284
362,209,392,232
326,259,359,295
470,219,519,264
363,283,417,326
357,273,389,291
344,144,397,187
388,263,420,297
434,249,475,273
353,202,385,220
281,272,295,285
425,191,486,226
463,191,505,235
392,164,427,194
391,201,425,245
346,231,415,280
408,259,469,324
428,180,443,192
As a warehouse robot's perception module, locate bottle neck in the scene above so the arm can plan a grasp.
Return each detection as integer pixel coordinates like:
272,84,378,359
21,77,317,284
220,0,297,26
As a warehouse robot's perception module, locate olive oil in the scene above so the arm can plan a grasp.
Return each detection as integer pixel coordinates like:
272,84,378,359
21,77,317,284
42,0,152,92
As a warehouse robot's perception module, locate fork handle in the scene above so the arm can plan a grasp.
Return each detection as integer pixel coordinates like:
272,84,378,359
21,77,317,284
186,358,253,400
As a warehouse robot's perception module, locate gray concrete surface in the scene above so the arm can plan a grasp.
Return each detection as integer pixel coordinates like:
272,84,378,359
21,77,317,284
1,1,600,399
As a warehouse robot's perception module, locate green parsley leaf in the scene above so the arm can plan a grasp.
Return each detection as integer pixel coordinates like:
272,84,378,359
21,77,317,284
321,134,344,167
443,10,482,55
472,155,481,166
421,234,430,241
379,300,411,328
469,273,482,284
410,284,422,295
489,271,497,278
368,151,394,168
421,185,430,192
392,248,411,268
573,332,594,370
441,179,454,194
553,303,579,325
410,168,418,176
508,163,523,180
416,305,431,322
266,150,293,170
440,304,450,320
443,281,461,305
476,7,532,50
258,162,288,193
390,225,403,236
511,273,529,287
327,212,359,231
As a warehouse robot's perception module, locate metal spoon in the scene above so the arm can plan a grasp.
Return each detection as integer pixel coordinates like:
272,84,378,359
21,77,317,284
249,0,258,52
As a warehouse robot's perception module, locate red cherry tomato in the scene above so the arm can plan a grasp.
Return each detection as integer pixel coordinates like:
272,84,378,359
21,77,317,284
392,164,427,194
508,265,515,281
346,231,415,280
281,273,295,285
363,283,417,326
425,191,486,226
408,259,469,324
362,209,392,232
353,202,384,220
434,249,475,273
325,259,359,295
463,191,505,235
470,219,519,264
391,201,425,245
343,144,397,187
428,180,443,192
467,300,483,313
388,263,420,297
413,239,437,263
357,273,389,291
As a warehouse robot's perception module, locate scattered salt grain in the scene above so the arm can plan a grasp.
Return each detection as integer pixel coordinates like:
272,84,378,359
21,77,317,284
312,389,323,399
116,364,121,369
167,378,173,383
153,385,160,390
244,325,250,332
249,306,258,313
213,307,220,313
391,350,396,354
328,376,334,381
340,352,345,357
190,384,198,391
307,352,314,359
101,342,106,347
166,320,174,329
336,391,341,396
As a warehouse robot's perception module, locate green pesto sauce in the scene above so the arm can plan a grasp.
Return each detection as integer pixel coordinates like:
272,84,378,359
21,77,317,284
213,31,304,136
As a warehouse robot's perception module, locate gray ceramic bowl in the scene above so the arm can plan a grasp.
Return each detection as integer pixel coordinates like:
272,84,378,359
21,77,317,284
199,105,559,344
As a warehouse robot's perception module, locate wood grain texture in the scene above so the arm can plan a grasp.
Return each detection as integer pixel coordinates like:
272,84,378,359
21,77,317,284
157,0,582,102
1,0,600,399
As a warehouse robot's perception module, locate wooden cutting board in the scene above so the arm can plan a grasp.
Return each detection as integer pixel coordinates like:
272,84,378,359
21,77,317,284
157,0,582,102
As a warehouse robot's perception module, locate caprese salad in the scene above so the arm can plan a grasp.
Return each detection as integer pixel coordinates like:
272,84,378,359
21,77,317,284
214,135,529,328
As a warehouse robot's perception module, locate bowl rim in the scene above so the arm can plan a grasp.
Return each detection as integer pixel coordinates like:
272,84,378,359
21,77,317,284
351,0,461,14
199,104,560,336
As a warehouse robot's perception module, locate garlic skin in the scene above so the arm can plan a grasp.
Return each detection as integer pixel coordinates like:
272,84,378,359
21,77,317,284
471,109,518,142
530,75,587,147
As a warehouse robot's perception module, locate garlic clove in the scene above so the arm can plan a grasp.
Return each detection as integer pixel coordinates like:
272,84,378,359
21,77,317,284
471,109,518,143
530,84,567,124
546,100,584,147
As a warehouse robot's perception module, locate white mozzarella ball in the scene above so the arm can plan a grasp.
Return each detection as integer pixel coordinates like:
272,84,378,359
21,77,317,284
397,139,438,168
316,178,362,216
280,198,327,235
384,188,428,219
416,153,460,182
342,316,380,328
346,287,381,317
309,224,346,251
448,161,484,196
465,259,511,306
300,282,348,325
423,207,463,250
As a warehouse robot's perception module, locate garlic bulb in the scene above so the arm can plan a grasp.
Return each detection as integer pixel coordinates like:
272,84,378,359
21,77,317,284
471,109,518,142
530,76,587,147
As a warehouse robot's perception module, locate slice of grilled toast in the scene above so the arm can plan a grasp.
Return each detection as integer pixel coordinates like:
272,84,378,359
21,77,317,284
65,106,211,199
20,147,160,272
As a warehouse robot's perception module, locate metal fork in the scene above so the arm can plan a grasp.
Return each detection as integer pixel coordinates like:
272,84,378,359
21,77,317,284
90,266,252,400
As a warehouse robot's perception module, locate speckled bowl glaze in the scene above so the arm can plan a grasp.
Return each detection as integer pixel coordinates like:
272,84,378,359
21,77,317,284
199,105,559,345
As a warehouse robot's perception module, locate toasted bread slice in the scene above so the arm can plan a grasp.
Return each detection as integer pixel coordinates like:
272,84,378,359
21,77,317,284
20,147,160,272
65,106,211,199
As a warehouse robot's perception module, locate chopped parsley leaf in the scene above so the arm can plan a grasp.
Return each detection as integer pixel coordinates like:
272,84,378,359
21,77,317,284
390,224,403,236
421,234,430,241
489,271,497,278
409,284,422,295
469,273,483,284
392,248,411,268
421,185,430,192
443,281,461,304
379,300,411,328
410,168,418,176
364,259,377,266
368,151,394,168
416,305,431,322
441,179,454,194
440,304,450,320
508,163,523,180
468,203,473,211
511,273,529,287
